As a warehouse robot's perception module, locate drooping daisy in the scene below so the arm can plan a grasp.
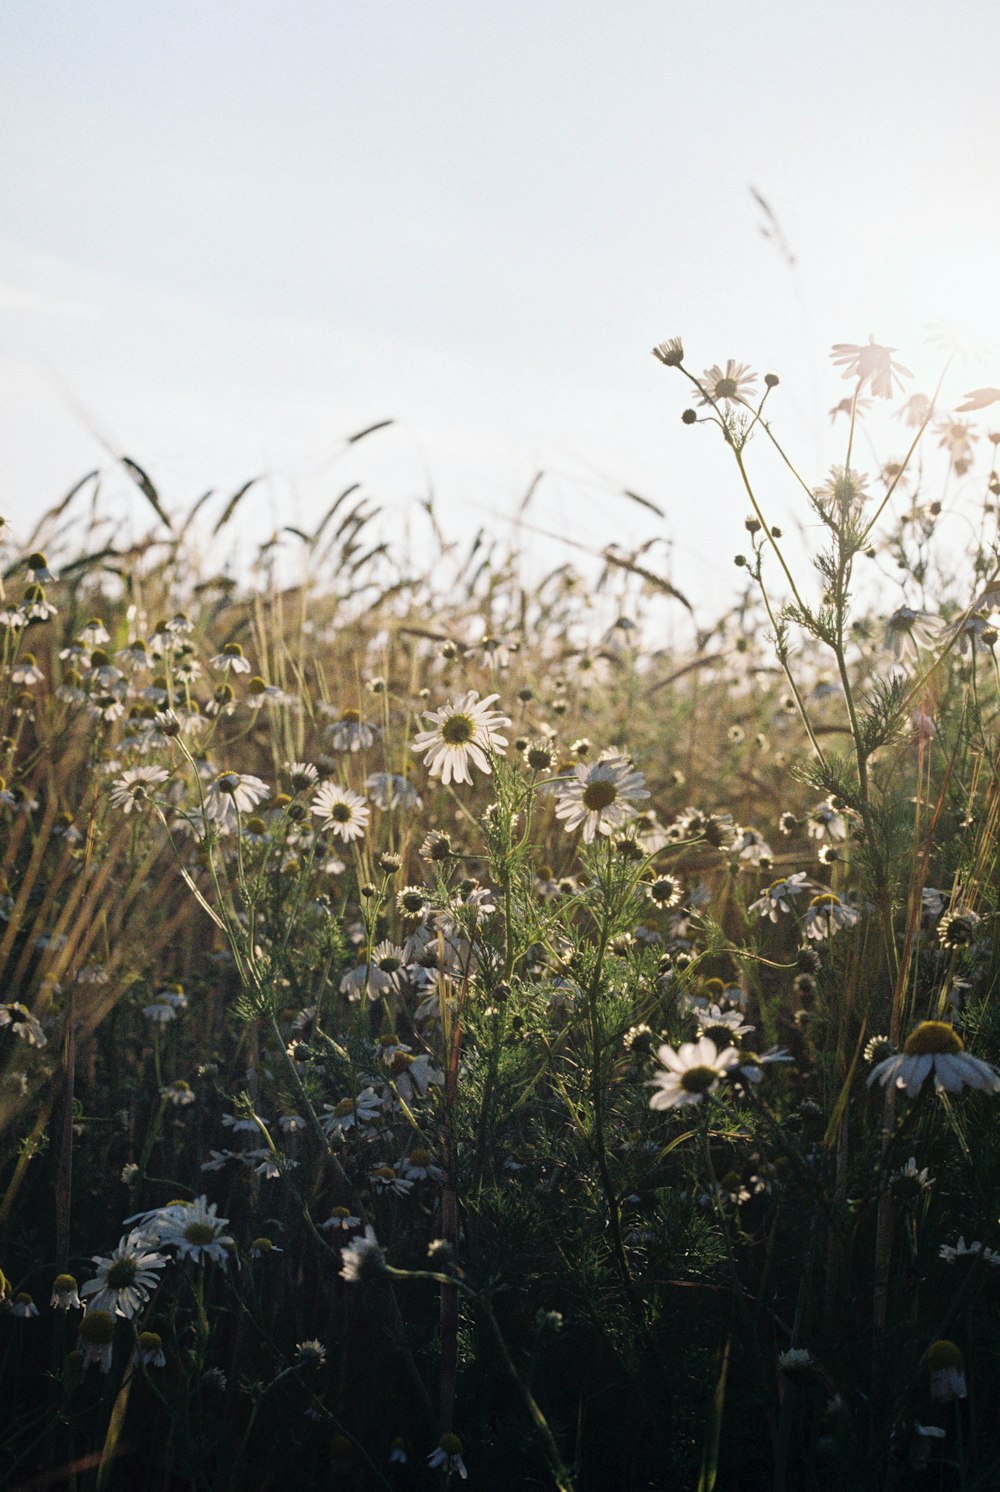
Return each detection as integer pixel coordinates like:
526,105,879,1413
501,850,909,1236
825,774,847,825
203,772,269,824
50,1274,82,1310
210,642,252,674
323,707,379,752
883,607,945,661
411,690,511,786
552,754,649,842
927,1340,967,1403
80,1233,167,1318
649,1037,739,1110
78,1309,116,1371
806,801,848,843
868,1021,1000,1099
110,766,170,815
803,893,859,941
365,772,422,810
311,783,370,842
427,1434,468,1480
748,873,812,922
135,1330,166,1367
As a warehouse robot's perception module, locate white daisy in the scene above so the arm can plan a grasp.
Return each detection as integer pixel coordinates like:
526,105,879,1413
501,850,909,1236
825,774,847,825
312,783,370,842
411,690,511,786
698,360,757,407
110,766,170,814
210,643,252,674
748,873,812,922
868,1021,1000,1099
830,338,912,399
80,1233,167,1318
77,1309,116,1371
427,1435,467,1479
340,1225,384,1282
50,1274,82,1310
203,772,269,824
649,1037,739,1110
323,708,379,752
552,754,649,843
365,772,422,810
803,893,859,941
154,1197,234,1264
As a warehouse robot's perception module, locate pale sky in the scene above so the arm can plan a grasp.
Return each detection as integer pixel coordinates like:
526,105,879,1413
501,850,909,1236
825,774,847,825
4,2,1000,606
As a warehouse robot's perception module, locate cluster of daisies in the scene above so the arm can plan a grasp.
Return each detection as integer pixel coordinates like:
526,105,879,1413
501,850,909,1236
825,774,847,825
12,1198,232,1370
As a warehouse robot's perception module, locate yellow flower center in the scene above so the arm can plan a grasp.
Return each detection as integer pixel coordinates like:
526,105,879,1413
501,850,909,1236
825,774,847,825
184,1222,218,1245
105,1258,138,1289
680,1065,719,1094
582,779,618,811
442,713,475,745
903,1021,963,1056
926,1338,963,1371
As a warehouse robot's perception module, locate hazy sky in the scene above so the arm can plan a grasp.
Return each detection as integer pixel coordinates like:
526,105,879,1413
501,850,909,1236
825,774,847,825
4,2,1000,601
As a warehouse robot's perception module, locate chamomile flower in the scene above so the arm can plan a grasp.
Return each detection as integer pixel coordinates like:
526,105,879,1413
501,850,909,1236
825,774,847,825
110,766,170,814
340,1226,385,1282
883,607,945,661
926,1340,967,1403
552,754,648,842
155,1197,234,1264
649,1037,739,1110
427,1434,468,1479
938,1237,1000,1266
803,893,859,941
748,873,811,921
830,337,912,399
50,1274,82,1311
210,642,251,674
204,772,269,824
806,801,848,843
324,708,379,752
78,1308,116,1371
311,783,370,842
698,360,758,407
135,1330,166,1367
868,1021,1000,1099
80,1233,167,1318
366,773,422,810
411,690,511,785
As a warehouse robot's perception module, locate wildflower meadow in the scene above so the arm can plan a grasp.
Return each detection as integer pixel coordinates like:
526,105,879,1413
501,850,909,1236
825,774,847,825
4,330,1000,1490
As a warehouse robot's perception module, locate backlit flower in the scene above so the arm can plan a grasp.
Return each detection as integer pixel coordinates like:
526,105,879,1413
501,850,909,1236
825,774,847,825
312,783,370,842
411,691,511,785
868,1021,1000,1098
80,1233,167,1318
204,772,269,824
831,338,912,399
698,360,757,407
552,754,648,842
649,1037,739,1109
